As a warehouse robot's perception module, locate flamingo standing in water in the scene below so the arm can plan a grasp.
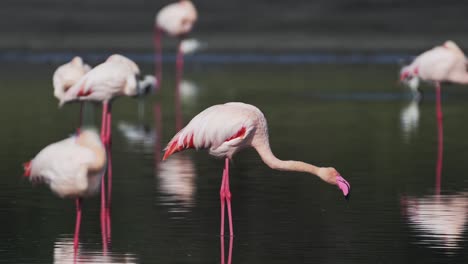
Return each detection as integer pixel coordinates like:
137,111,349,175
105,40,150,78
400,40,468,119
163,102,351,236
23,129,106,250
154,0,197,88
59,54,156,227
53,56,91,132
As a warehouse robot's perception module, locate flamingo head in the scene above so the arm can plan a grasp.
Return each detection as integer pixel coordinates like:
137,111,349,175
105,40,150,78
399,66,421,95
318,167,351,200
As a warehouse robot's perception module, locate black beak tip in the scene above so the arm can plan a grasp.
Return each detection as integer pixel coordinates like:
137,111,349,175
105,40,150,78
344,191,351,201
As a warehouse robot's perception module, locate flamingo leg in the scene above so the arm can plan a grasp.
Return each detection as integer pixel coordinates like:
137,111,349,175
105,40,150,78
224,158,234,236
99,102,108,249
77,102,84,134
435,82,444,195
220,237,225,264
154,26,163,89
227,236,233,264
219,168,226,236
435,82,443,121
176,40,184,82
73,198,82,251
220,225,234,264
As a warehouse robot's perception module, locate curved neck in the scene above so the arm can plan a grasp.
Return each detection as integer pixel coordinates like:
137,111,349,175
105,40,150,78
252,140,321,177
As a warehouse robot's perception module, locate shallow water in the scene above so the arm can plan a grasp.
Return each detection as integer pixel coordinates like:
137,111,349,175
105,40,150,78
1,59,468,263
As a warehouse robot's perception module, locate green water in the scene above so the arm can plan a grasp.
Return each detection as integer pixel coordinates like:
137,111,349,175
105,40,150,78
1,61,468,263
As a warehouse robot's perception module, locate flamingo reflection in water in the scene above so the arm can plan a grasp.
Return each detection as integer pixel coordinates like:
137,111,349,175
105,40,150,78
400,100,420,142
54,237,138,264
23,129,106,251
400,100,468,251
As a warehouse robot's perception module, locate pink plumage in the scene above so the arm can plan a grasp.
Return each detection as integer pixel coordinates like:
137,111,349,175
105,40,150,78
53,56,91,101
400,41,468,84
163,102,351,236
155,0,198,37
24,129,106,198
59,54,141,106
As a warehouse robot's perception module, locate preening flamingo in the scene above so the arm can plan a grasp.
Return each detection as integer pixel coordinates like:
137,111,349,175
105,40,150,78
59,54,155,146
163,102,351,236
59,54,156,226
23,129,106,250
154,0,197,87
53,56,91,131
400,40,468,119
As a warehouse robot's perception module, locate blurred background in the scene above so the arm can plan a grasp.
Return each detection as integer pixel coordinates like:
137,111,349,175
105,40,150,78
1,0,467,53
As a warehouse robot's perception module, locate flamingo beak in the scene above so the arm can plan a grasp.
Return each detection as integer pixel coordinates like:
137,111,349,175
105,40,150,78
336,175,351,200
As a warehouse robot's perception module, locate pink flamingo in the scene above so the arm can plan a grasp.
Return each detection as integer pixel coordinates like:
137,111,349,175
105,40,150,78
154,0,197,87
53,56,91,132
59,54,155,238
400,40,468,119
163,102,351,236
23,129,106,251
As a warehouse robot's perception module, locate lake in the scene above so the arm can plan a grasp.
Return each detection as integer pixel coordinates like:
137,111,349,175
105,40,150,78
1,55,468,263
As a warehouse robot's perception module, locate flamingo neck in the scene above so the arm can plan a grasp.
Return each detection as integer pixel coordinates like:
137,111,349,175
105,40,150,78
252,140,321,177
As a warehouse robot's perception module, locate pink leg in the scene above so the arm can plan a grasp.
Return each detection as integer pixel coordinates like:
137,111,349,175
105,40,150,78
77,102,84,134
176,40,184,83
154,26,163,90
220,168,226,236
73,198,82,251
227,236,233,264
224,158,234,236
220,237,225,264
435,82,444,195
101,103,108,144
435,82,443,121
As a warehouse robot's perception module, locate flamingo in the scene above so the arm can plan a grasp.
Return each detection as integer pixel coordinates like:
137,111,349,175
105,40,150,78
53,56,91,131
23,129,106,250
162,102,351,236
154,0,197,87
59,54,156,234
59,54,156,146
399,40,468,119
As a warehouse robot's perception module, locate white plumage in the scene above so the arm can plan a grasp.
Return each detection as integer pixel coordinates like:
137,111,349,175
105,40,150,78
401,41,468,84
26,129,106,198
155,0,198,37
163,102,351,236
164,102,261,159
59,54,141,106
53,56,91,101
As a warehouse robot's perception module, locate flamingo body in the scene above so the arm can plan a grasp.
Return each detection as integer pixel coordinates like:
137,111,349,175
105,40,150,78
156,0,197,37
59,55,141,106
401,41,468,84
53,56,91,101
24,129,106,198
163,102,351,236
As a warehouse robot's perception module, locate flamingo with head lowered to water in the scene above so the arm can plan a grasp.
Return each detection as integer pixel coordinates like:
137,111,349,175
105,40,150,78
162,102,351,237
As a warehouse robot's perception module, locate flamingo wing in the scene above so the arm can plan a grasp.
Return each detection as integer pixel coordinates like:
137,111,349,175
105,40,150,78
59,62,132,106
163,103,256,160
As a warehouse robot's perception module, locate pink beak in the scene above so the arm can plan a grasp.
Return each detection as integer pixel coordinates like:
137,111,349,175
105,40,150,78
336,175,351,200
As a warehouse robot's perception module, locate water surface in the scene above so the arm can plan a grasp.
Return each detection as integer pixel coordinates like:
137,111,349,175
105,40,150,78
1,60,468,263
